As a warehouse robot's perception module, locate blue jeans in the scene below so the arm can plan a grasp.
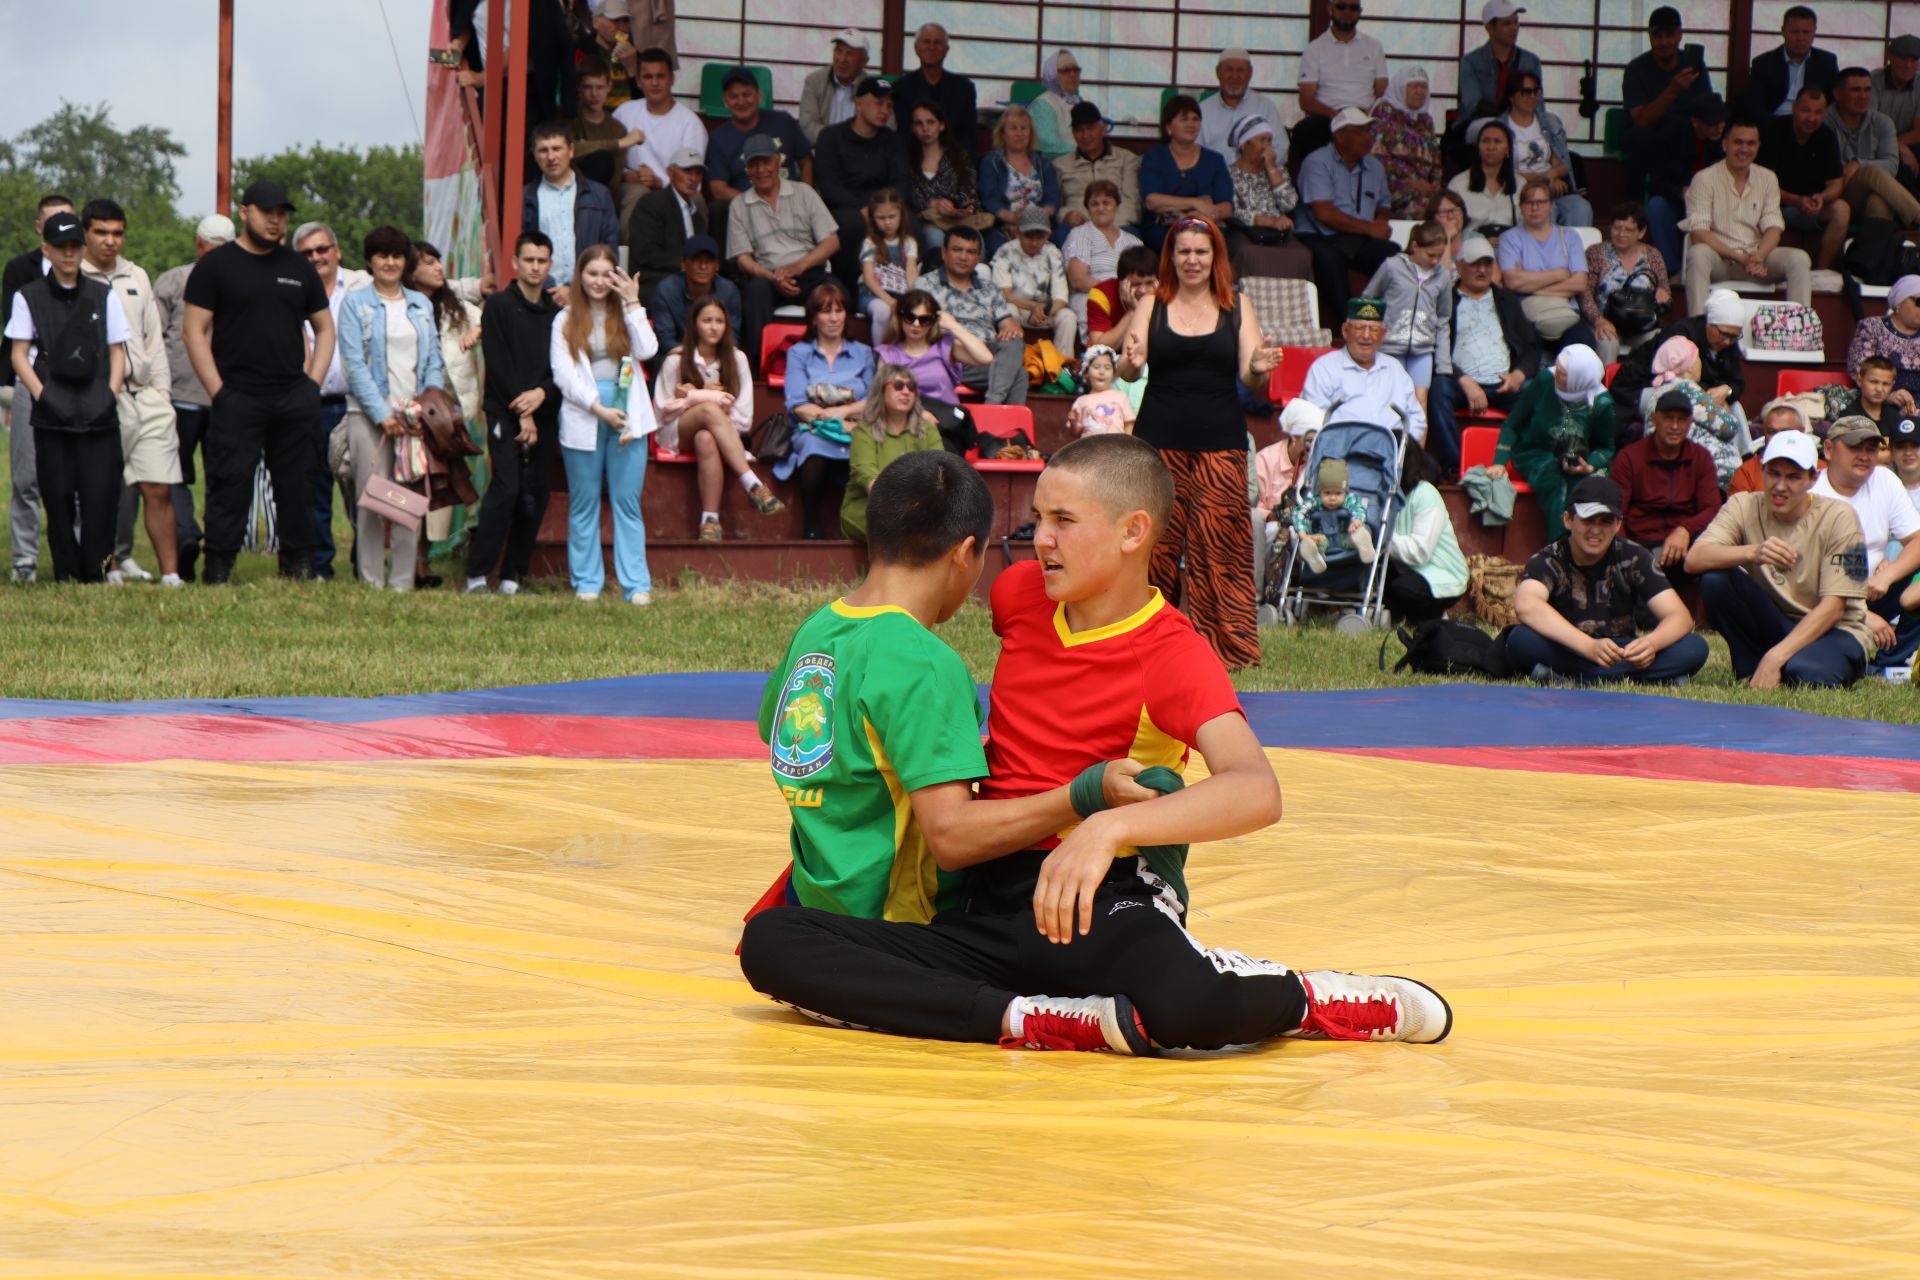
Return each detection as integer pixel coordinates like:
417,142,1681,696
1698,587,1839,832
561,421,650,598
1505,624,1709,683
1645,196,1684,279
312,397,349,578
1552,193,1594,228
1700,569,1868,688
1869,589,1920,668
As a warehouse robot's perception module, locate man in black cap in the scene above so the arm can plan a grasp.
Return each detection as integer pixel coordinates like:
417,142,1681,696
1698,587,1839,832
1623,7,1722,273
1609,388,1723,588
4,209,130,583
4,192,75,582
647,233,741,360
181,179,333,583
1505,473,1710,683
813,77,910,287
1055,101,1141,243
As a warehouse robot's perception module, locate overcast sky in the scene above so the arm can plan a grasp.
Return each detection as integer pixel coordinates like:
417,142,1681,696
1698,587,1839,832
0,0,433,216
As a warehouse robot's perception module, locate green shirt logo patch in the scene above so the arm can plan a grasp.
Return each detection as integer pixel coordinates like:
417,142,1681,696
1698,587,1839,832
771,654,837,780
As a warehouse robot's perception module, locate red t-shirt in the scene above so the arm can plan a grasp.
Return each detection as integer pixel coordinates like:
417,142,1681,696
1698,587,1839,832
1086,278,1123,339
980,561,1243,831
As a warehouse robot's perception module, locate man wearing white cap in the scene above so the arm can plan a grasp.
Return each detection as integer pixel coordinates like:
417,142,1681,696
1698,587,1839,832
153,213,234,579
1293,107,1398,331
1459,0,1543,124
1200,48,1289,165
1680,116,1812,315
1294,0,1387,163
1687,429,1874,688
799,28,875,144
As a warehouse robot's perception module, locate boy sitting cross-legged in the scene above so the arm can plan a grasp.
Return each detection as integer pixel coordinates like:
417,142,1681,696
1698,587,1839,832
742,436,1451,1053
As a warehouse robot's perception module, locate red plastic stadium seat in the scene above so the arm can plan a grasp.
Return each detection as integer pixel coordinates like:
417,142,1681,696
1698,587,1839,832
759,324,808,388
1604,361,1621,388
1267,346,1337,406
1457,424,1531,493
1775,368,1845,396
968,404,1045,472
652,441,697,463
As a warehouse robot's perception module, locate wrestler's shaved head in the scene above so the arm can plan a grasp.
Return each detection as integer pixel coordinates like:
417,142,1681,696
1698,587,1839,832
1044,434,1174,546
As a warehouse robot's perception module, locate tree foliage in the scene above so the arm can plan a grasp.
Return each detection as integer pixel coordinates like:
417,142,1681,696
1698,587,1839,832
234,143,424,268
0,103,424,278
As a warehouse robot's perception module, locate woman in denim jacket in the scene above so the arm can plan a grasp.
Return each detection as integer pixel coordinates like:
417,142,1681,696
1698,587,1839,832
337,224,446,591
1501,71,1592,228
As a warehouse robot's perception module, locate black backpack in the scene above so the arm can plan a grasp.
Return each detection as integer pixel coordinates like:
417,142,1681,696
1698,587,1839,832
1841,218,1920,286
1381,618,1515,678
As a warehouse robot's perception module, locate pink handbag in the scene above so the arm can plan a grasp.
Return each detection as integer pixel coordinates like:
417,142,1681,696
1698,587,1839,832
357,475,429,531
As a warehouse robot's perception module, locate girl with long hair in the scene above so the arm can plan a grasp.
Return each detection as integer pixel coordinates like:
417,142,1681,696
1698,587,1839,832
907,102,988,251
550,243,659,603
655,293,771,541
404,240,483,582
1117,217,1281,669
858,188,920,333
1446,119,1519,235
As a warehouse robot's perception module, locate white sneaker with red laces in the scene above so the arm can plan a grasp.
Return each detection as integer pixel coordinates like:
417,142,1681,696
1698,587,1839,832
1289,971,1453,1044
1001,994,1160,1056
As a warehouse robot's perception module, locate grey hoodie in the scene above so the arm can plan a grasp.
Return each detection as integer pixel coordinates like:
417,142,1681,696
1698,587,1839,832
1362,252,1454,378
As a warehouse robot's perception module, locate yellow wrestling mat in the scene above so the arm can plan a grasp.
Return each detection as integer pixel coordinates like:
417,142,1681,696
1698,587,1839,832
4,746,1917,1277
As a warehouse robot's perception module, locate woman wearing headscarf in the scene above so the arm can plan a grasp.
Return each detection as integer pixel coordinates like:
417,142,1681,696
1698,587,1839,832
1847,274,1920,414
1372,67,1442,222
1225,116,1313,281
1493,343,1616,539
1610,287,1750,439
1029,50,1083,159
1646,333,1742,485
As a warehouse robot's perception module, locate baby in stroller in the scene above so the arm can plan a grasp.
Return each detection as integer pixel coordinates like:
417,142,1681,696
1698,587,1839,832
1292,458,1376,574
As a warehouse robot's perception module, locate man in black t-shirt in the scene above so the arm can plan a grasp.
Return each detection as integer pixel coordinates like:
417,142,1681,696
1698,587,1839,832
1623,8,1723,274
1761,86,1850,269
1504,474,1710,683
181,180,334,583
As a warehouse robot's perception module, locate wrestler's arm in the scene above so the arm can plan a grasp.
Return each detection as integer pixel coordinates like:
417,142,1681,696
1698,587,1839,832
1032,712,1283,943
913,760,1150,872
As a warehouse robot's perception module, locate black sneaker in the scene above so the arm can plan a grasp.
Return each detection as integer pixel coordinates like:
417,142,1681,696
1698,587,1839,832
177,541,199,583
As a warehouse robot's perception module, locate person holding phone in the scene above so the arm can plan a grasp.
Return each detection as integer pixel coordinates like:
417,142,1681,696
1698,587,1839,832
1625,10,1725,274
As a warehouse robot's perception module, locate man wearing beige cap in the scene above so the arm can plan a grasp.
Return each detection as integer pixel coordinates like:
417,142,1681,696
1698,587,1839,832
1687,428,1873,688
1458,0,1542,123
1200,48,1288,165
153,213,234,581
799,28,874,144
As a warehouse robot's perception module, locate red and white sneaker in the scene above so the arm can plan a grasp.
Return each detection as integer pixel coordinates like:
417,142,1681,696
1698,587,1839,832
1289,971,1453,1044
1000,994,1160,1056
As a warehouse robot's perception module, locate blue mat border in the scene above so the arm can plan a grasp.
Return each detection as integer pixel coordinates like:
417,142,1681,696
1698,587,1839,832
3,675,1918,763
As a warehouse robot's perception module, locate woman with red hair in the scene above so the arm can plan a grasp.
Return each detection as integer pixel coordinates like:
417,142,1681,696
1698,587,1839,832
1116,217,1282,669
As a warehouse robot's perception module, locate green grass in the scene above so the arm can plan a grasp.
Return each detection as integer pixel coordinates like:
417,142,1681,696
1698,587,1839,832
2,413,1916,721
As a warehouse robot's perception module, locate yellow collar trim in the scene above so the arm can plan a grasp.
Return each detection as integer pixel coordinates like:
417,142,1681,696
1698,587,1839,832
831,600,917,621
1053,589,1165,647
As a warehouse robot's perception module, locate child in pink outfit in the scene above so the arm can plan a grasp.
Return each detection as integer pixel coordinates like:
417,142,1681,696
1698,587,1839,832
1067,345,1135,435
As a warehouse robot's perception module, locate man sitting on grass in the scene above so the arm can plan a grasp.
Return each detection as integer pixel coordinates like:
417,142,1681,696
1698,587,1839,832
1686,428,1875,688
740,438,1451,1055
1505,474,1710,684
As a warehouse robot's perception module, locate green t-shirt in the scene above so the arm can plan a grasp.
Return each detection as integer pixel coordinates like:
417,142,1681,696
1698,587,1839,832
759,599,988,922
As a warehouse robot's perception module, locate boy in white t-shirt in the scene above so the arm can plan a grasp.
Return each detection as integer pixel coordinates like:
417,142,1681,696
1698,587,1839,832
1812,416,1920,668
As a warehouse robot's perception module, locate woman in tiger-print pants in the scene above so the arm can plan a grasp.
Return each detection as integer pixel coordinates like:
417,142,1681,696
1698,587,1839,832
1118,216,1281,670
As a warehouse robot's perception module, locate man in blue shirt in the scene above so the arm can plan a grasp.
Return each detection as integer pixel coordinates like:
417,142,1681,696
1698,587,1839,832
1300,297,1428,444
647,234,743,370
519,122,620,306
1293,107,1400,334
706,68,813,201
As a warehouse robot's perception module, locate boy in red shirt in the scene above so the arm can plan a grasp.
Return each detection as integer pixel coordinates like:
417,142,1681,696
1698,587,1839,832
741,435,1451,1053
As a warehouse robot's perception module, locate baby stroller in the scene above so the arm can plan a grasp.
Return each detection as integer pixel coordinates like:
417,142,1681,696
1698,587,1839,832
1266,418,1407,633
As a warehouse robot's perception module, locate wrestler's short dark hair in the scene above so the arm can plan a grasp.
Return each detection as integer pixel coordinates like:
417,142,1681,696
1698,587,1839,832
866,450,995,566
1045,433,1174,547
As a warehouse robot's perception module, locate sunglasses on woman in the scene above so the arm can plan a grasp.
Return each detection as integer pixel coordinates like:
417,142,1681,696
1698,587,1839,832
902,312,935,325
887,376,917,392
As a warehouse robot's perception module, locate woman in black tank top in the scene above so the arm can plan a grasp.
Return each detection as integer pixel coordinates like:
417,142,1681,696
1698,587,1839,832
1118,219,1282,670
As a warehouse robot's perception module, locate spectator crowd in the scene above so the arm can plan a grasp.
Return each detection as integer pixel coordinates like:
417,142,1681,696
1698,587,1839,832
6,2,1920,692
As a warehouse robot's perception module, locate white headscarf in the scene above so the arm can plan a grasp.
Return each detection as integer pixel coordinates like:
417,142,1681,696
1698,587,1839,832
1702,288,1746,329
1281,398,1327,438
1554,344,1605,405
1041,50,1082,104
1382,67,1432,121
